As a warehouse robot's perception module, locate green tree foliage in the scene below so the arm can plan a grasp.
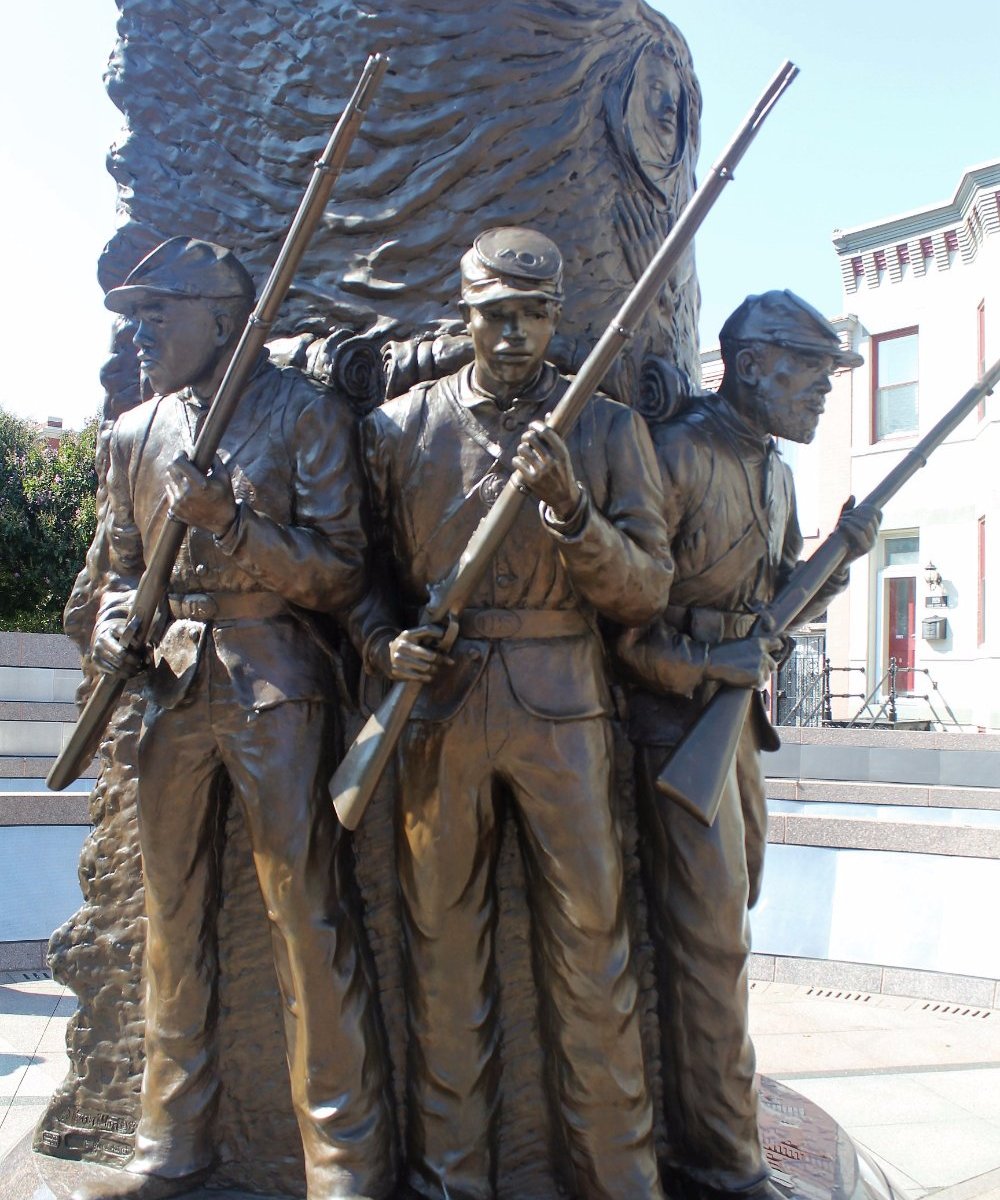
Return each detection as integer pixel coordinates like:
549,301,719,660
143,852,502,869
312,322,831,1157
0,411,98,632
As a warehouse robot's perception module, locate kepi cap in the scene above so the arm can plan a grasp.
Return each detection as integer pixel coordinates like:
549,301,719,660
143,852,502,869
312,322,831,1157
719,289,863,369
104,237,256,316
460,227,564,307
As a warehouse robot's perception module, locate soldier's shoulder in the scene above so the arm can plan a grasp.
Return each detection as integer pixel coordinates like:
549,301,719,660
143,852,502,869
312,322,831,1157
371,376,443,432
263,360,360,441
265,359,336,409
586,387,634,420
647,393,719,445
644,396,723,485
110,395,164,451
561,380,639,435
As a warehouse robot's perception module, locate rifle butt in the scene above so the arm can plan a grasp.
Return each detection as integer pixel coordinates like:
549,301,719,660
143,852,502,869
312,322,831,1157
331,678,422,830
654,686,753,828
46,672,127,791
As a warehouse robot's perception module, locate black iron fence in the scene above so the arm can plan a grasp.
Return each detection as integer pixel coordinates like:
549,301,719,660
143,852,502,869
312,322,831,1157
775,646,964,731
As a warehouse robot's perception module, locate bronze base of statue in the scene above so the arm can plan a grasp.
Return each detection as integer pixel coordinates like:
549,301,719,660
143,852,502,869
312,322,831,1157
3,1078,897,1200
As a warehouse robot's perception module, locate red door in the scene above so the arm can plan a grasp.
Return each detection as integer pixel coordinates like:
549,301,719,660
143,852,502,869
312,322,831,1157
887,576,916,693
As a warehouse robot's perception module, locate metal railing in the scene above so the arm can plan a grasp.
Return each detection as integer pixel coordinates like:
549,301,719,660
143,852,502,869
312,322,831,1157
845,657,965,730
776,653,965,731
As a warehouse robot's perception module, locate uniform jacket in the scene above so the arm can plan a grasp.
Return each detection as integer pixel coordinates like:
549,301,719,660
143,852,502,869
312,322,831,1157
99,356,366,710
620,393,848,746
352,364,672,722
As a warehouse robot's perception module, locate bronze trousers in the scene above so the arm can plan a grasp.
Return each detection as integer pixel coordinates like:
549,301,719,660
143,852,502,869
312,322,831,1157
397,654,661,1200
131,665,395,1198
636,716,767,1194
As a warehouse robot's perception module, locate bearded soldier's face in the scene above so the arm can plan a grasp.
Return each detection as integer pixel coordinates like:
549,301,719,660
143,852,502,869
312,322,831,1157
748,344,835,444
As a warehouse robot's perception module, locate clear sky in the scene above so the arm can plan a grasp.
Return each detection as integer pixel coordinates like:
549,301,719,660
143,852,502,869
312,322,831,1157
655,0,1000,345
2,0,998,427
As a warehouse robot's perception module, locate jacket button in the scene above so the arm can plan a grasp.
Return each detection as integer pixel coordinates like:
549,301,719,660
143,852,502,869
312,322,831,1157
502,415,520,431
195,563,206,576
496,573,512,587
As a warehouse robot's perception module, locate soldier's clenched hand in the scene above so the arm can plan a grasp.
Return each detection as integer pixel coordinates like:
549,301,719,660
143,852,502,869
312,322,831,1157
513,420,581,521
91,617,144,679
373,625,455,683
835,496,882,561
706,635,783,690
165,453,238,537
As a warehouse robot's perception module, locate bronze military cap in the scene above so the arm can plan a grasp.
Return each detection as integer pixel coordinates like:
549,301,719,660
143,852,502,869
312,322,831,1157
719,289,864,369
460,227,564,307
105,237,256,316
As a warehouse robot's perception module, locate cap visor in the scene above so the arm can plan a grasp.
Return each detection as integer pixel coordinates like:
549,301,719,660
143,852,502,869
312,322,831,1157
462,283,562,307
103,283,187,315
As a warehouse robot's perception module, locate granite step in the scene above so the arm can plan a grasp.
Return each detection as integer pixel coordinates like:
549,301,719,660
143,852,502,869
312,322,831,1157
0,632,81,670
767,777,1000,811
0,666,81,704
766,807,1000,859
0,792,90,826
0,757,97,780
0,719,81,758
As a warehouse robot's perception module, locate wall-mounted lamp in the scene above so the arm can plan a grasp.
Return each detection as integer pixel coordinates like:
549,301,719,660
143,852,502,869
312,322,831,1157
924,561,942,590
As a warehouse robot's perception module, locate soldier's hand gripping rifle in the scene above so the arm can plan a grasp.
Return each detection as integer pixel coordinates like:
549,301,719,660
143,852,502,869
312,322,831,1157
331,60,800,830
656,353,1000,828
47,53,389,792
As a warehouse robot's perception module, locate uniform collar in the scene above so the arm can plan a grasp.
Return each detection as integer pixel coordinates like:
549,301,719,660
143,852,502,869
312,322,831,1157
173,349,271,411
460,362,560,413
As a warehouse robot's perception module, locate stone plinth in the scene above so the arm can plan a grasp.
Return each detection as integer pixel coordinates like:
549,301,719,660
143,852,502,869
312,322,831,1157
1,1078,897,1200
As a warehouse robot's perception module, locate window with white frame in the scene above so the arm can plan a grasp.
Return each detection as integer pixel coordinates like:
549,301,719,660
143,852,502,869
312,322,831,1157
872,328,918,441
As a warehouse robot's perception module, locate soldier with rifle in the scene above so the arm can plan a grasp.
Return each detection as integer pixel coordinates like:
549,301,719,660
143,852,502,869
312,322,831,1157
349,227,672,1200
616,290,881,1200
76,237,395,1200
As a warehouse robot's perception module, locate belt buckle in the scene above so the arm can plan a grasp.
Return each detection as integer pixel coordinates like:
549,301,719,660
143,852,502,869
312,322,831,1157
183,593,218,621
474,610,522,638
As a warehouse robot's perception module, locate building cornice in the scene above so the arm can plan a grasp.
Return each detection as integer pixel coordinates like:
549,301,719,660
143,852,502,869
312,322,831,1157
832,160,1000,294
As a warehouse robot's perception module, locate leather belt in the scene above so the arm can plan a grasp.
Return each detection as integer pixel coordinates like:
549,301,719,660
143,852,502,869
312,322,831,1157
168,591,287,622
459,608,589,639
665,603,757,643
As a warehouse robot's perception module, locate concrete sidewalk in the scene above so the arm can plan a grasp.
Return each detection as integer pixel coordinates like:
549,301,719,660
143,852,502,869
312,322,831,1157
750,979,1000,1198
2,970,999,1196
0,971,76,1166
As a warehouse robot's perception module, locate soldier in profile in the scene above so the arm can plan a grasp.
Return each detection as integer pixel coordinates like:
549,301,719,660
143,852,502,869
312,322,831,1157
75,237,394,1200
617,291,881,1200
350,228,672,1200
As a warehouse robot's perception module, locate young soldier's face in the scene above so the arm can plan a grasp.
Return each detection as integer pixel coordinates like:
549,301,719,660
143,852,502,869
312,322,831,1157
130,295,224,397
465,297,559,392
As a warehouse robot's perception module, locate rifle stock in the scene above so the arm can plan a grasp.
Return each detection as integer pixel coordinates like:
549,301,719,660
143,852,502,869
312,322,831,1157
334,681,422,831
47,52,388,792
330,60,799,828
655,354,1000,825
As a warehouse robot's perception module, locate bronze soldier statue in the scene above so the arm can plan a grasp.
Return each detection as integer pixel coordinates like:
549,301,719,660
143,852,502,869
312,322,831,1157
617,290,881,1200
76,238,395,1200
350,227,672,1200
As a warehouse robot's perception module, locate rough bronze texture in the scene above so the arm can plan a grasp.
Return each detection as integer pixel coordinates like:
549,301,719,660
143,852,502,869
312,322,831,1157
98,0,701,414
44,1,702,1195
